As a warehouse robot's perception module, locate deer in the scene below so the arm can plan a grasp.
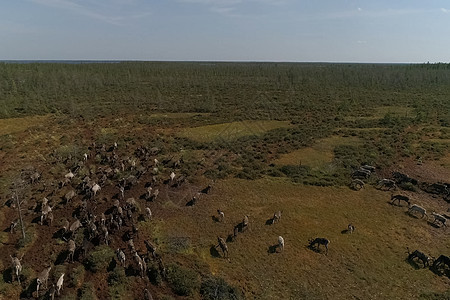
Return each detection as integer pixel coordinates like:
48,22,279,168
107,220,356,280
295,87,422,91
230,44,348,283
377,179,397,190
432,255,450,271
308,238,330,255
10,254,23,283
116,249,126,268
68,240,76,262
144,240,157,258
391,194,410,206
216,236,229,258
272,211,282,224
348,224,355,234
430,212,447,227
217,209,225,222
36,266,52,294
56,273,64,295
408,204,427,219
278,236,285,252
134,252,146,278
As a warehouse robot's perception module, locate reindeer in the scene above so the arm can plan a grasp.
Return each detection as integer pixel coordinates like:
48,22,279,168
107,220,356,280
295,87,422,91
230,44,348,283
68,240,76,262
36,266,52,294
391,194,410,206
145,207,152,220
431,212,447,227
377,179,397,190
64,190,76,203
169,171,176,183
408,204,427,219
308,238,330,255
40,204,52,225
134,252,146,278
144,288,154,300
216,236,229,258
144,240,157,258
278,236,285,252
48,284,56,300
350,179,365,190
30,171,41,184
10,254,23,283
91,183,101,198
116,249,126,267
407,248,431,268
10,219,19,234
56,273,64,295
361,165,375,172
352,169,370,179
272,211,282,224
347,224,355,234
242,215,249,231
217,209,225,222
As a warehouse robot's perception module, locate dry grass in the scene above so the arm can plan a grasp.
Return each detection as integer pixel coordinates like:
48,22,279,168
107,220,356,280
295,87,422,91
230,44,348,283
0,115,51,135
345,106,415,121
155,177,449,299
178,120,291,142
274,136,361,168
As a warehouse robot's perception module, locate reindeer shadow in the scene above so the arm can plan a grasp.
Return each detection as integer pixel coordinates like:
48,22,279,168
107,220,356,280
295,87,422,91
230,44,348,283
209,245,221,258
426,221,441,229
404,211,420,219
406,258,425,270
226,234,234,243
2,268,12,284
55,250,69,265
265,218,274,226
268,244,278,254
211,216,220,223
341,229,350,234
307,245,322,254
186,198,196,206
31,216,41,224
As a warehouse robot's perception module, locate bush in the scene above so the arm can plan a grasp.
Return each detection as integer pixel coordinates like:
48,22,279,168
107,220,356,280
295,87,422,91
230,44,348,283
167,264,200,296
108,266,126,286
201,275,242,300
79,282,98,300
70,265,86,288
86,245,115,272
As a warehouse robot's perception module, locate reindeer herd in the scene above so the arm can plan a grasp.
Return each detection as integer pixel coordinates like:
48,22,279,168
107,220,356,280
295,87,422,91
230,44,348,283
4,144,449,299
5,142,196,299
351,165,448,275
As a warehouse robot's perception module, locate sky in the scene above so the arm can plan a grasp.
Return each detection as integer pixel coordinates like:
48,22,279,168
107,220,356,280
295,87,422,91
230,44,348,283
0,0,449,62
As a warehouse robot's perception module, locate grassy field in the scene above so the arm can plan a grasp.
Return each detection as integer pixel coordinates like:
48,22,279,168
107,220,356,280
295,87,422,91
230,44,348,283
0,62,449,300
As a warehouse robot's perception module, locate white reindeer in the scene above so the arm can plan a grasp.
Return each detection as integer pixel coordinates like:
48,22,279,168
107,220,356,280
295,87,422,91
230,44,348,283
145,207,152,220
68,240,76,262
116,249,126,267
431,212,447,227
56,273,64,295
170,171,176,182
278,236,285,252
10,255,22,283
408,204,427,219
92,183,101,198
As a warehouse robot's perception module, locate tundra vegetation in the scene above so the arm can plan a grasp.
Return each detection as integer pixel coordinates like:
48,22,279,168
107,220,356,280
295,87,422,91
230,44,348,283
0,62,449,299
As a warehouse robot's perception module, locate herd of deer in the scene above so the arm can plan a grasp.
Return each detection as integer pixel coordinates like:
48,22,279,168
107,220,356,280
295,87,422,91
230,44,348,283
6,142,194,299
352,165,448,274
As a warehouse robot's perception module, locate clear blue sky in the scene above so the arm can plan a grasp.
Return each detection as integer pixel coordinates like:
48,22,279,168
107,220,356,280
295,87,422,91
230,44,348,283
1,0,449,62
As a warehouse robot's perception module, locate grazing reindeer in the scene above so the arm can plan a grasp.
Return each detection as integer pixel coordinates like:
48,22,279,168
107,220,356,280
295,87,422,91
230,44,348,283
68,240,76,262
352,169,370,180
431,212,447,227
432,255,450,271
118,185,125,200
40,204,52,225
361,165,375,172
308,238,330,255
91,183,101,198
64,190,76,203
377,179,397,190
391,194,410,206
144,288,154,300
146,207,152,220
116,249,126,267
36,266,52,294
242,215,249,232
217,209,225,222
216,236,229,258
348,224,355,234
408,204,427,219
278,236,285,252
56,273,64,295
350,179,365,190
134,252,146,278
272,211,282,224
48,284,56,300
10,219,18,234
407,248,431,268
169,171,176,183
144,240,157,258
10,254,22,283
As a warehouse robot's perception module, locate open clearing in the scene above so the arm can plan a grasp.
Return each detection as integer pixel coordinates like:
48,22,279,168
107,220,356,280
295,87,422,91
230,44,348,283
0,115,51,135
273,136,361,168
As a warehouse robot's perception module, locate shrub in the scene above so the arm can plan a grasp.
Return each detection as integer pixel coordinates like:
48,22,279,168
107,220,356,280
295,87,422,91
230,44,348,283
86,245,115,272
167,264,200,296
79,282,98,300
70,265,86,288
201,275,242,300
108,266,126,286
